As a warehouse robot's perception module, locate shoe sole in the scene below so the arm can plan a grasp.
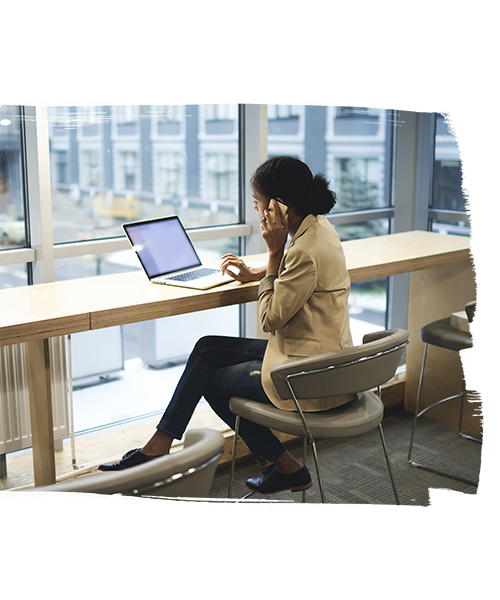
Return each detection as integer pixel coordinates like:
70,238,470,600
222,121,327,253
245,480,313,494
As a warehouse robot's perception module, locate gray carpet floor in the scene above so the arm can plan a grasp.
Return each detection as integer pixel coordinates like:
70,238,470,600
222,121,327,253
208,410,482,505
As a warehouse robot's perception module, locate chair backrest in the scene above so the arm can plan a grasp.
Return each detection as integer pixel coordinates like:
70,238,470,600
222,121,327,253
21,429,224,498
271,328,409,401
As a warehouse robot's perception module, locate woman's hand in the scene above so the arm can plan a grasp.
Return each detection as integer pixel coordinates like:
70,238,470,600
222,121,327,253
220,254,266,283
259,199,289,274
259,199,289,255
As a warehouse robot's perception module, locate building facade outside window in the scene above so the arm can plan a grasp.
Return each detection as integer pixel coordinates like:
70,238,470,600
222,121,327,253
51,94,69,127
206,152,238,202
115,105,139,126
118,150,140,190
47,104,240,244
430,94,500,236
157,151,184,197
0,105,26,256
82,150,101,187
268,104,394,343
53,150,69,184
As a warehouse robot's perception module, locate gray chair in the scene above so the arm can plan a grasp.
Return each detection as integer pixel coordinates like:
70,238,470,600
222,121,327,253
228,329,409,504
407,301,481,486
21,429,224,498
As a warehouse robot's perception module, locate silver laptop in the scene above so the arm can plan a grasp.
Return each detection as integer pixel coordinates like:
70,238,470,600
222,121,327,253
122,216,235,290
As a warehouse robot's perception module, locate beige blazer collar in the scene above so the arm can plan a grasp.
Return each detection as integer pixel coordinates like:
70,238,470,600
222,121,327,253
289,214,318,248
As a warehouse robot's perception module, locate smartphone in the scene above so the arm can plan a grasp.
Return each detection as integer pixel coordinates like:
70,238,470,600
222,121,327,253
267,199,288,222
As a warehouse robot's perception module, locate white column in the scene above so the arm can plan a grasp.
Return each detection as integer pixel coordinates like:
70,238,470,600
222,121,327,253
24,106,55,283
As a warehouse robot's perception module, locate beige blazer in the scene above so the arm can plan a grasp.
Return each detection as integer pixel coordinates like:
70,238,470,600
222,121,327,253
258,214,354,412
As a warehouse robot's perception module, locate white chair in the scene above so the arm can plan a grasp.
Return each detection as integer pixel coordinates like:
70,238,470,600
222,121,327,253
228,329,409,504
21,429,224,498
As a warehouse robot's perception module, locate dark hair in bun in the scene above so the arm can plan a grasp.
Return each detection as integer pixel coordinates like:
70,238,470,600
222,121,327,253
251,156,336,216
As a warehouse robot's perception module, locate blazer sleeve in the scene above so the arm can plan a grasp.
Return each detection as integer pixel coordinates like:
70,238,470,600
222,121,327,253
258,246,317,333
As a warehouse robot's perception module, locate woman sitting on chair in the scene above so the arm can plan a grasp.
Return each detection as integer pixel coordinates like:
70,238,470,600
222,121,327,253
99,156,354,495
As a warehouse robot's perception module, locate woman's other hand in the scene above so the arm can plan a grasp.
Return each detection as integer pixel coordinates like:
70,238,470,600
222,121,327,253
220,254,265,283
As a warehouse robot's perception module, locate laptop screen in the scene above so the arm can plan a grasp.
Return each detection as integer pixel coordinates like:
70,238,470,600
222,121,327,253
123,217,201,278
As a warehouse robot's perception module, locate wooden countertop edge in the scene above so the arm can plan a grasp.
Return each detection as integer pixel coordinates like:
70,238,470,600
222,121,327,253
0,233,472,342
89,282,260,329
0,314,90,347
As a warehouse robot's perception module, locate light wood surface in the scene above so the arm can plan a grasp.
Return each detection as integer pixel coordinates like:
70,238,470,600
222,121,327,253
0,230,474,486
0,230,471,346
26,339,56,484
405,259,480,436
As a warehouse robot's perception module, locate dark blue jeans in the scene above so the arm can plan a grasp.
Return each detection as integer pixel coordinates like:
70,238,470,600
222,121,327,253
156,336,287,465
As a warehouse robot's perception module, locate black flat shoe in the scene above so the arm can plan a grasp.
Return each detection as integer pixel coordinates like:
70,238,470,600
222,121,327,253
98,449,160,471
246,464,312,494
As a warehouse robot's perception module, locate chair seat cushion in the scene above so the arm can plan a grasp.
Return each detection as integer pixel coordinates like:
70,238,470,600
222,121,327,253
229,392,384,440
420,317,472,351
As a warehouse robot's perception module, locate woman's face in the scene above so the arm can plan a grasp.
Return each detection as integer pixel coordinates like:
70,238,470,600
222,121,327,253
252,187,270,219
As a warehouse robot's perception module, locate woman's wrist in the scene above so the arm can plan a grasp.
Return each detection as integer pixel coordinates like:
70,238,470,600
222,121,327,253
267,250,283,276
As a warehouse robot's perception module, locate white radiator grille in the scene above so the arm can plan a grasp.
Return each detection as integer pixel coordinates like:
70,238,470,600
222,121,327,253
0,337,69,454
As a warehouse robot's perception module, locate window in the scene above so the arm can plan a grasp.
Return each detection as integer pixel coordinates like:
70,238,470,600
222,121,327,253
82,150,101,187
337,94,379,118
115,105,139,125
206,153,238,202
205,104,237,121
118,151,140,190
268,105,396,344
157,151,184,197
430,94,500,236
51,94,69,127
157,105,182,122
333,157,385,211
0,105,26,250
82,94,98,125
47,104,241,244
268,105,301,120
53,150,69,184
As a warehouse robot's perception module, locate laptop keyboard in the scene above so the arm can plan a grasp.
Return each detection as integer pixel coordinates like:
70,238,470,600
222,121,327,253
165,267,219,282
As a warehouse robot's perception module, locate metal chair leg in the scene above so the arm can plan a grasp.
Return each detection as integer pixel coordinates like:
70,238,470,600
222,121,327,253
227,415,255,508
309,438,325,504
407,344,479,486
458,378,465,435
227,414,240,498
302,437,307,503
378,423,400,505
408,343,428,463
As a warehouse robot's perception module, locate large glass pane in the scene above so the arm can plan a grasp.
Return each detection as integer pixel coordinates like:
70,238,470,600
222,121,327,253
55,237,240,432
0,263,29,289
268,105,393,342
48,104,240,243
431,218,470,237
0,105,26,249
267,105,391,214
431,94,500,223
334,217,389,242
349,278,389,345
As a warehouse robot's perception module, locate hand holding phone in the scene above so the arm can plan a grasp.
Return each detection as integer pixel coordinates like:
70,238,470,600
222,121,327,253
267,199,288,223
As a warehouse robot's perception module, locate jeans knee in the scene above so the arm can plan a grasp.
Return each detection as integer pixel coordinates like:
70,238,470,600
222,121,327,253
192,335,215,354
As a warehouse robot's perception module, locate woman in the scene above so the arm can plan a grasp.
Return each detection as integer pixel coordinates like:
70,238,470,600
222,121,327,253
99,156,353,495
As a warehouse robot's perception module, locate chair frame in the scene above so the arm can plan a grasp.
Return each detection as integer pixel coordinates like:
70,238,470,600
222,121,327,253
229,339,407,504
128,450,223,498
407,342,481,487
22,429,224,498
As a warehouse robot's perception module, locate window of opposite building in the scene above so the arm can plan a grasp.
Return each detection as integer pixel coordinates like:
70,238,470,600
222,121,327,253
268,105,394,344
47,104,241,245
429,94,500,236
0,105,28,290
